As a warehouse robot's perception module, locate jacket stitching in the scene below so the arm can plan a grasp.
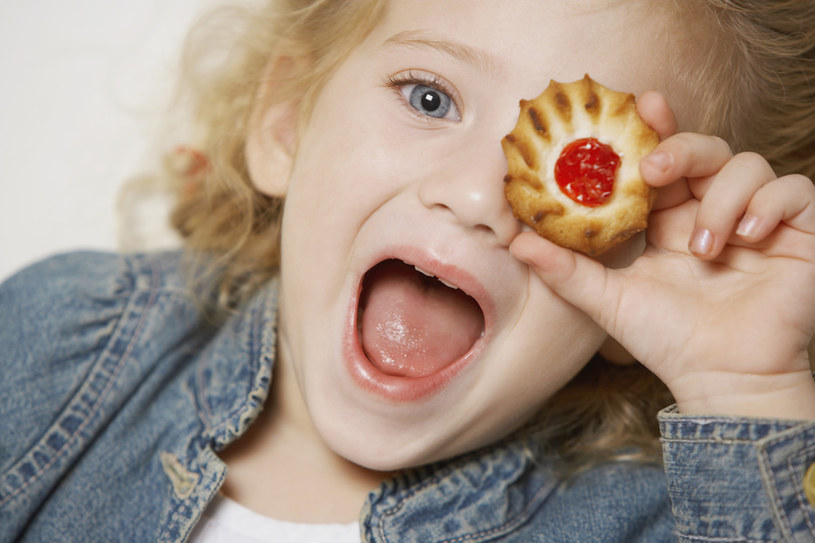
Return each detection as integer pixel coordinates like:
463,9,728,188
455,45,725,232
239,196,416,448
787,443,815,534
377,474,547,543
376,438,550,542
758,445,795,540
758,425,815,537
0,256,160,509
194,292,271,443
663,438,768,445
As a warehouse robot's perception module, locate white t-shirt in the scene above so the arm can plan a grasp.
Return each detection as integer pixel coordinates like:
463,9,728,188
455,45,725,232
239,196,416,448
188,495,360,543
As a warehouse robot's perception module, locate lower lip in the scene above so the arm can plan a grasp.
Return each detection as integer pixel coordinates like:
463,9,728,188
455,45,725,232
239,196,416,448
342,283,487,403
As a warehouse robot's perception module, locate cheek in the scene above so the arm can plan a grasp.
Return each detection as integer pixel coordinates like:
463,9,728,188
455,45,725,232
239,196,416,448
519,300,606,389
280,137,367,259
283,119,401,240
473,301,606,435
516,317,605,398
447,334,604,462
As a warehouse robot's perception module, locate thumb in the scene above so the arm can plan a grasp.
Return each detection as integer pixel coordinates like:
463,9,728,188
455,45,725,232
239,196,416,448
509,232,622,333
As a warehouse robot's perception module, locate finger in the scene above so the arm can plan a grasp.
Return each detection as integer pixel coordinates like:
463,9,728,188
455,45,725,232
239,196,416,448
640,132,733,189
636,91,677,141
651,177,693,213
736,174,815,241
510,232,621,332
649,193,814,269
646,199,698,253
635,92,684,211
690,152,776,258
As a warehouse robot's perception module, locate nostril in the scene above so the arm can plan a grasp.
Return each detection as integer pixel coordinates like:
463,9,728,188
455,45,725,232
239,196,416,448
423,195,521,246
417,165,522,245
474,223,495,236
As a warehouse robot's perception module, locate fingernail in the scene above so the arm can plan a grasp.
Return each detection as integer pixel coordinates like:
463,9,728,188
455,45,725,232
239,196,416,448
736,214,759,238
689,228,714,256
642,150,673,174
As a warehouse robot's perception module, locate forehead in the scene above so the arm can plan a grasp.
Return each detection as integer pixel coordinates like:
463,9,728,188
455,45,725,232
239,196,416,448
363,0,698,126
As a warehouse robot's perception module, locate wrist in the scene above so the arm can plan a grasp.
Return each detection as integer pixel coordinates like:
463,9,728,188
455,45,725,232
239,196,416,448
671,370,815,421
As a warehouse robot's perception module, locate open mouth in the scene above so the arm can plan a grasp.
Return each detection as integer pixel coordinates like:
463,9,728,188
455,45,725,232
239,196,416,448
357,259,486,378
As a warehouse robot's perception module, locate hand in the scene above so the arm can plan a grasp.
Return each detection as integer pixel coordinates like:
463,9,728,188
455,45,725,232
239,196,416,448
510,92,815,420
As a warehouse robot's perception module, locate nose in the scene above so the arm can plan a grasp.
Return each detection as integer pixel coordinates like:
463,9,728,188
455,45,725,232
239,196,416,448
417,138,522,247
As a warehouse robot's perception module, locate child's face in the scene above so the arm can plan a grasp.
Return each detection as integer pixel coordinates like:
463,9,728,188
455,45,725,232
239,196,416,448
267,0,692,470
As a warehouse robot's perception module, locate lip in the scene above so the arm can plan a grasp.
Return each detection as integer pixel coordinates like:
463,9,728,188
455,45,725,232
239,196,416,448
343,246,494,402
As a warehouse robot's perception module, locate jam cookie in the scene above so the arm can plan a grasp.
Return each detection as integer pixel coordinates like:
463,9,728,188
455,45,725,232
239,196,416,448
501,75,659,256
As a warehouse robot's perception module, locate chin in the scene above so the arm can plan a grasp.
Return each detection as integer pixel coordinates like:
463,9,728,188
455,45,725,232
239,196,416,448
321,421,474,472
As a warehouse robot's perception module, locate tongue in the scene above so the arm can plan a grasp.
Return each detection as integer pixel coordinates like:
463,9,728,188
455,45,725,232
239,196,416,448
359,260,484,377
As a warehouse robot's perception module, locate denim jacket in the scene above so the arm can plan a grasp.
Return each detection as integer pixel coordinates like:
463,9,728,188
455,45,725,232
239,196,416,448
2,251,815,542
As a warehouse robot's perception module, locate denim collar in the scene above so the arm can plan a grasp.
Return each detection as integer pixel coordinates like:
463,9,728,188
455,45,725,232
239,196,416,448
194,278,279,451
362,424,559,541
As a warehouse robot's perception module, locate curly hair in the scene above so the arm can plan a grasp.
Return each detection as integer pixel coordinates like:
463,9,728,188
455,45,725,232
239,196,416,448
687,0,815,178
158,0,815,469
168,0,384,306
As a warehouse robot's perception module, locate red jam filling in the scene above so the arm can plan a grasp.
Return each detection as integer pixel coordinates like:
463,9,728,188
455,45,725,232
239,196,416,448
554,137,620,207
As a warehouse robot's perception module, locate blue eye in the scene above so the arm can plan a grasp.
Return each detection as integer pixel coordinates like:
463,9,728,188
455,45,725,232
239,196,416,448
406,84,453,119
389,72,461,122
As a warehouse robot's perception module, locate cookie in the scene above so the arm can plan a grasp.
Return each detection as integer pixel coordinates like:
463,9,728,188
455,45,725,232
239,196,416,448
501,75,659,256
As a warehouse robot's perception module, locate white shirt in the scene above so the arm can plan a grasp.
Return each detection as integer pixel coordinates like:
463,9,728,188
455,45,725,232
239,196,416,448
188,495,360,543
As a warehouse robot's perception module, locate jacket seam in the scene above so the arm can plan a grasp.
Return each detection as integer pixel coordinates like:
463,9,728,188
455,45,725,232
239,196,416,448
756,427,815,539
759,445,795,540
194,291,271,444
663,437,765,445
0,256,160,509
377,476,548,543
376,439,551,542
787,443,815,535
676,536,773,542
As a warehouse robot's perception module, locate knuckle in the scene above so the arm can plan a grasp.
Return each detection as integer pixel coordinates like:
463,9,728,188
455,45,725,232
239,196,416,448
685,134,732,164
788,173,815,190
731,151,770,172
772,173,815,201
661,132,692,156
709,135,731,154
727,151,776,186
692,135,732,162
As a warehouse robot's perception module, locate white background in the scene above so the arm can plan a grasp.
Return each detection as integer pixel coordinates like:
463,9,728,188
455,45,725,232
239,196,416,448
0,1,220,281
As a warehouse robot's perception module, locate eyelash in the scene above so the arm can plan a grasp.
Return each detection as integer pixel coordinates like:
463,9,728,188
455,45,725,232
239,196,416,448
385,70,462,121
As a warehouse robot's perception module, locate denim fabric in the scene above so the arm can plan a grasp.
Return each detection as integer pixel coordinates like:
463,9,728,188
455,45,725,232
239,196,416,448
0,252,275,541
661,407,815,542
1,251,814,542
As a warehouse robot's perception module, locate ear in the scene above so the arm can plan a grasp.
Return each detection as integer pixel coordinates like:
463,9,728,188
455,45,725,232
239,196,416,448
245,57,301,197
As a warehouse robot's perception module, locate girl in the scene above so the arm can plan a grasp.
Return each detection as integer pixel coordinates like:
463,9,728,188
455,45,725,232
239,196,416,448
2,0,815,541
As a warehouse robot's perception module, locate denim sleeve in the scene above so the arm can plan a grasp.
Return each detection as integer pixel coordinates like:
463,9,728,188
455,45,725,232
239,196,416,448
660,405,815,542
0,252,132,472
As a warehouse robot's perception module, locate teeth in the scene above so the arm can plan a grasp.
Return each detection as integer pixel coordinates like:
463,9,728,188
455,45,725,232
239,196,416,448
439,278,459,290
413,265,459,290
414,265,434,277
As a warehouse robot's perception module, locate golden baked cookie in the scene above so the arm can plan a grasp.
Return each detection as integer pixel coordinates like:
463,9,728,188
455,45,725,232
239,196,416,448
502,75,659,256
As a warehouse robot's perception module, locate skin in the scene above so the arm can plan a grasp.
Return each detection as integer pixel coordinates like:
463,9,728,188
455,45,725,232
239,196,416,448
222,0,815,523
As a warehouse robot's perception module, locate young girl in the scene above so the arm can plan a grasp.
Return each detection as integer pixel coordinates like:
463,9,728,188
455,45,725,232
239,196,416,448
3,0,815,541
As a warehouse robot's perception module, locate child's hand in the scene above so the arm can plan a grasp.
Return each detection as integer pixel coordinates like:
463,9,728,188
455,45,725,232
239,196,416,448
510,92,815,420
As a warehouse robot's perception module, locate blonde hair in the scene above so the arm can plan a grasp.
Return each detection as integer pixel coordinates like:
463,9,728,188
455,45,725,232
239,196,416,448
163,0,815,468
687,0,815,178
169,0,384,306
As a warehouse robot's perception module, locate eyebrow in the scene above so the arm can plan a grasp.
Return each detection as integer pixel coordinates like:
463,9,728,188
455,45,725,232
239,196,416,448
382,30,501,75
